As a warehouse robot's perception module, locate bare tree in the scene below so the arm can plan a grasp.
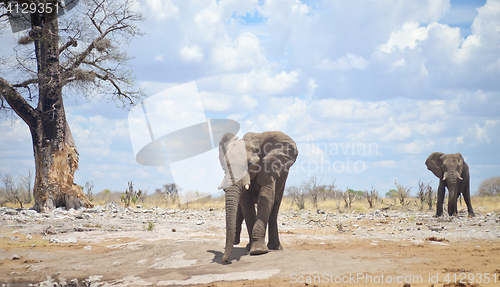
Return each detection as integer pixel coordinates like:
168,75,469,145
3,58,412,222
365,186,378,208
418,180,433,210
84,180,94,202
0,0,144,212
342,187,357,208
395,180,411,206
161,183,179,205
426,185,435,211
287,184,306,210
477,176,500,196
307,176,322,208
1,171,32,208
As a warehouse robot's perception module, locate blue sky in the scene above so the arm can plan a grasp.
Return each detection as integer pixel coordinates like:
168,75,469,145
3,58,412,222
1,0,499,199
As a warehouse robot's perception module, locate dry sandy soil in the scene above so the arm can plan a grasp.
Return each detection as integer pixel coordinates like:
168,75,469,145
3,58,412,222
1,203,499,287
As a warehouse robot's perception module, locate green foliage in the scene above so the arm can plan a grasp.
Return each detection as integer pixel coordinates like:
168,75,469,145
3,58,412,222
385,189,398,198
348,189,365,196
121,181,143,208
144,221,155,231
104,189,111,194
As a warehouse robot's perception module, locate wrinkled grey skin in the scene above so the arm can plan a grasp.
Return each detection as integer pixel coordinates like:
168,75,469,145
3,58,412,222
219,131,298,262
425,152,475,217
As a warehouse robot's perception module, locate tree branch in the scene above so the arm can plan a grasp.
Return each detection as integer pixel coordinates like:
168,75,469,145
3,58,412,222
0,76,37,127
13,78,39,88
59,38,78,54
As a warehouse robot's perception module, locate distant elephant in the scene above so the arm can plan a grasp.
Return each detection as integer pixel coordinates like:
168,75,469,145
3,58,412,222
425,152,475,217
218,131,298,262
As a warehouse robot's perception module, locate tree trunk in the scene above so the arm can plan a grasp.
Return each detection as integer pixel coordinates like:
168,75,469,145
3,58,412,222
27,4,92,212
31,119,92,212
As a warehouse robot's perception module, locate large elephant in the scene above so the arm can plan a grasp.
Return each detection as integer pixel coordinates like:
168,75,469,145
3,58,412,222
425,152,475,217
218,131,298,262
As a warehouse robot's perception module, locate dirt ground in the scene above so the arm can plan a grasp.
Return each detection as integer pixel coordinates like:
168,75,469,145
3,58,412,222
1,205,499,287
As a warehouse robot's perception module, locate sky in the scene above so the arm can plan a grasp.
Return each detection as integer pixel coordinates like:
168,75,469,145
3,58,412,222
1,0,500,200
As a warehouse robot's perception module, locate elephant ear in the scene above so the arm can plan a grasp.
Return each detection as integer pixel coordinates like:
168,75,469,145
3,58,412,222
257,143,298,186
455,153,465,175
425,152,445,178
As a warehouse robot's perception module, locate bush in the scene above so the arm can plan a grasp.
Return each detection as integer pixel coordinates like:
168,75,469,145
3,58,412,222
395,180,411,206
365,187,378,208
477,176,500,196
287,185,306,210
121,181,143,208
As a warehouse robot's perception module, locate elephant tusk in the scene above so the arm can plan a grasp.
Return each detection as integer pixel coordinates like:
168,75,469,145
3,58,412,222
218,186,222,190
244,184,250,190
458,176,463,180
443,175,446,181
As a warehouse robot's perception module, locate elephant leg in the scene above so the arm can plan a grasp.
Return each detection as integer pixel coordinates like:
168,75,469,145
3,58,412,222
234,204,244,245
249,181,275,255
435,180,446,217
462,180,475,217
267,173,287,250
239,190,257,250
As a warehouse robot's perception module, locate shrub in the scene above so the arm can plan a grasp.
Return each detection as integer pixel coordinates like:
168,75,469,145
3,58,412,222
477,176,500,196
121,181,143,208
394,180,411,206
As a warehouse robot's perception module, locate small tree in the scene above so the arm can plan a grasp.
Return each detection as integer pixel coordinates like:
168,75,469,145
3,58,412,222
307,176,322,208
85,180,94,202
365,186,378,208
395,180,411,206
161,183,179,205
477,176,500,196
417,180,426,210
287,184,306,210
426,185,435,211
417,180,434,211
342,187,357,208
385,189,398,198
121,181,143,208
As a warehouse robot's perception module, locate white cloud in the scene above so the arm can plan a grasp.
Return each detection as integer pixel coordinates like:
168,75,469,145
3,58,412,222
372,160,397,169
142,0,179,21
180,45,204,62
318,54,369,70
470,120,500,145
199,92,258,113
200,68,300,95
396,140,435,154
380,22,428,53
194,6,221,28
311,99,391,121
211,33,266,71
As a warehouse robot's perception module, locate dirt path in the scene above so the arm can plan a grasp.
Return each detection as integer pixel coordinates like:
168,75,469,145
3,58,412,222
1,205,499,286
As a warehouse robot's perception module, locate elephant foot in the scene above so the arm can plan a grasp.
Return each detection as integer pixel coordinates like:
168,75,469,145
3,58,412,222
234,234,240,245
267,242,283,250
246,242,251,251
249,241,269,255
468,212,476,218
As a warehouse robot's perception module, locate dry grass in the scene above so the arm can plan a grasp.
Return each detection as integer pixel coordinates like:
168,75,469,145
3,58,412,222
2,192,499,214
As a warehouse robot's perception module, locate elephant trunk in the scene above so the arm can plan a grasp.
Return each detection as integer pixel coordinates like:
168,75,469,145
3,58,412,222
222,186,241,262
447,180,459,216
